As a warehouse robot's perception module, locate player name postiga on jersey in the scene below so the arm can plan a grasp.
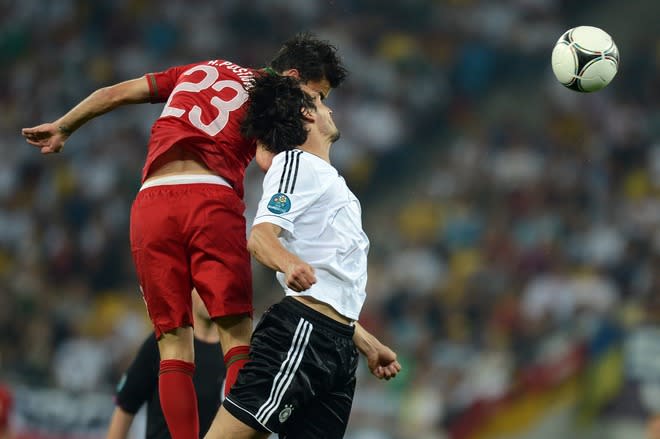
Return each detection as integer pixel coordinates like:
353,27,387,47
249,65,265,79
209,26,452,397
208,60,256,89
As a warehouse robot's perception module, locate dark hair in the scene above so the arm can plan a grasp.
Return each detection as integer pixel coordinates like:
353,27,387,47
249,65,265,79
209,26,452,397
269,32,348,88
241,74,316,154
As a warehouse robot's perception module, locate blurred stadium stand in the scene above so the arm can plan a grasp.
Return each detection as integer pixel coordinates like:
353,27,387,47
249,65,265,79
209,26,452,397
1,1,659,438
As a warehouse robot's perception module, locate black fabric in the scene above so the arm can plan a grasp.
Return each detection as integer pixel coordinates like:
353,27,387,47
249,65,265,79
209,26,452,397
224,297,358,438
114,333,224,439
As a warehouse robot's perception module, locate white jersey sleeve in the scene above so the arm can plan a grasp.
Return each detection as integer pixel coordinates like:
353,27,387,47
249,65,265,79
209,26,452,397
253,150,325,234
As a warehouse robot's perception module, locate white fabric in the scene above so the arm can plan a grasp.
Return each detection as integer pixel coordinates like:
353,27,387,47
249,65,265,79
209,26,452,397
253,150,369,320
139,174,231,190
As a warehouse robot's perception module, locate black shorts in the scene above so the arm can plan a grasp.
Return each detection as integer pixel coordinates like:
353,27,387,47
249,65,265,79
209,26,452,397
223,297,359,438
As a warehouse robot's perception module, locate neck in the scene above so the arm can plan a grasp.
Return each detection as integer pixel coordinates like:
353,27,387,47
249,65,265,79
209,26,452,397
193,318,219,343
301,132,332,163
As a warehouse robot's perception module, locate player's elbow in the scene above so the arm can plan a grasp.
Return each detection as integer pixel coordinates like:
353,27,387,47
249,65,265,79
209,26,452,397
247,225,272,260
248,223,282,265
93,85,123,106
97,78,149,107
246,233,260,258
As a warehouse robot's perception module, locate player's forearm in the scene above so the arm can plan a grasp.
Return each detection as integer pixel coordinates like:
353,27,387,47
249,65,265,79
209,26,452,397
353,322,382,358
57,77,151,135
248,223,298,273
106,407,135,439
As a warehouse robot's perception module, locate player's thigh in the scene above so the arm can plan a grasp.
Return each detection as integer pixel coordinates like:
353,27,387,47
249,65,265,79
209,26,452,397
213,313,254,353
206,405,271,439
130,188,194,337
280,384,357,439
225,303,354,435
188,186,252,319
223,307,319,433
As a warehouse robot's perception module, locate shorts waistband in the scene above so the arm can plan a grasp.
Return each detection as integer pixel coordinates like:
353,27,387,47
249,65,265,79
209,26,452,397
140,174,232,191
280,297,355,337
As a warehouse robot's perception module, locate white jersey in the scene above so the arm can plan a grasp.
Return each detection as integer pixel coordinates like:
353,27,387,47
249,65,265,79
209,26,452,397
253,149,369,320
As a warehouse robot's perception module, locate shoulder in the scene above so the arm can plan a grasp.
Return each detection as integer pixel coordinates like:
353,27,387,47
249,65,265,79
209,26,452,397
266,150,330,191
206,59,259,74
270,150,334,174
261,152,340,210
267,150,308,178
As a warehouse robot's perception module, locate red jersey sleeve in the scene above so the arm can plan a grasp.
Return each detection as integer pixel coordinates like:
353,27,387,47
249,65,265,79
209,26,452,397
145,62,200,103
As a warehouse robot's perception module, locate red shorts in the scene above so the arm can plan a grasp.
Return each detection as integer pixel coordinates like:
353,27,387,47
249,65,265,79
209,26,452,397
130,183,253,338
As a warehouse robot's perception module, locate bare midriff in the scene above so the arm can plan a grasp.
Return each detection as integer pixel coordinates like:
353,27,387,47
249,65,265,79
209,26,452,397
145,143,215,182
292,296,353,326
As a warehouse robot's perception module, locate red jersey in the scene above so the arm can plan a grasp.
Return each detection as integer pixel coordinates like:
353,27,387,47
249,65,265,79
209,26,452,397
145,60,260,199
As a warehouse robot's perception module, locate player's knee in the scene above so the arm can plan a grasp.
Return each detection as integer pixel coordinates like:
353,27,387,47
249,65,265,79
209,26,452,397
157,326,195,361
212,314,253,350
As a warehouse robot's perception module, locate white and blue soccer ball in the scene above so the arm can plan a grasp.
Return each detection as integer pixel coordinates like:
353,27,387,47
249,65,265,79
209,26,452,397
551,26,619,93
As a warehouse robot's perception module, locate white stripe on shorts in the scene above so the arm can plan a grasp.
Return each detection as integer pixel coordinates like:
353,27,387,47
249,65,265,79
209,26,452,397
223,396,274,433
255,318,313,424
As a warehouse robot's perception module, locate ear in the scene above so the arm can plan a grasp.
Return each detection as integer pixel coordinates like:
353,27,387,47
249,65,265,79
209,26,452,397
301,106,315,123
281,69,300,79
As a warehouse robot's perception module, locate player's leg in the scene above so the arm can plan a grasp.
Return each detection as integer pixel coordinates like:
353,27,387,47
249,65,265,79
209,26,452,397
213,313,253,396
279,379,357,439
188,184,254,396
276,300,359,439
210,300,313,438
130,186,199,439
204,405,270,439
216,298,354,439
157,327,198,439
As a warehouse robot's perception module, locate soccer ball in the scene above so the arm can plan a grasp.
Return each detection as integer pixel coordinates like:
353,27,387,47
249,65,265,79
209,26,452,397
551,26,619,92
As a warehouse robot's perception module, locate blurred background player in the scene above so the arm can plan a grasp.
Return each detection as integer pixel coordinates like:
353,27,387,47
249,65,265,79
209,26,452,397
204,74,400,439
21,33,347,439
106,290,225,439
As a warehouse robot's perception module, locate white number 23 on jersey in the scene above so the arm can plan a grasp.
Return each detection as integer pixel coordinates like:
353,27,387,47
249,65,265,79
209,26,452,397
160,65,248,136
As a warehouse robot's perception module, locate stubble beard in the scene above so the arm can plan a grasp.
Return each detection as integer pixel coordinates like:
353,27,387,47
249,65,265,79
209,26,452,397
330,128,341,143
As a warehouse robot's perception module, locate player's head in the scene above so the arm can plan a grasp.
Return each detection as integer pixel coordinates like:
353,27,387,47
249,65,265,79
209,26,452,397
301,83,340,144
269,32,348,98
242,74,314,154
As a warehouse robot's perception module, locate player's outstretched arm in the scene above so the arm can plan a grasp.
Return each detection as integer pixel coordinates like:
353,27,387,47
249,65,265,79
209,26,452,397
22,77,151,154
353,322,401,380
106,406,135,439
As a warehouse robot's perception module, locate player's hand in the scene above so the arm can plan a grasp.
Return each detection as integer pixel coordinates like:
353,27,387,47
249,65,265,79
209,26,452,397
22,122,69,154
365,343,401,380
284,260,316,292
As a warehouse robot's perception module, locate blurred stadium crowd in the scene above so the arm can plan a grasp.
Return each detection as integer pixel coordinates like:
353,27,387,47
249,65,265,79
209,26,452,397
1,0,659,438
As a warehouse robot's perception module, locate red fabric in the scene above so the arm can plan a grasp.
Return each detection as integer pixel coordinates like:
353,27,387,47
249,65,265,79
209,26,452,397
159,360,198,439
0,384,12,431
130,183,253,338
223,345,251,397
143,60,262,199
